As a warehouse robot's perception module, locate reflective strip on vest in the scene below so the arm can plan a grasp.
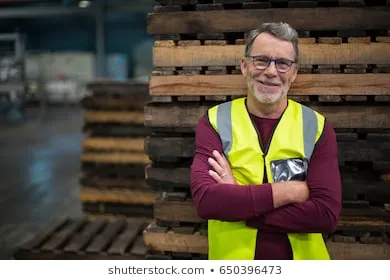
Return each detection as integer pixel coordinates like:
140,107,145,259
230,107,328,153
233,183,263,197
216,101,319,160
301,104,318,160
217,101,233,155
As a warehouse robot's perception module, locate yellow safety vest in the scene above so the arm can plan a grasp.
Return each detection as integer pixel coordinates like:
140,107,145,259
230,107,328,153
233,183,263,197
207,97,330,260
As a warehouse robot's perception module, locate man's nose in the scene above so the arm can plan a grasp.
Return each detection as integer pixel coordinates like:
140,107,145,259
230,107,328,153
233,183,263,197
263,61,278,77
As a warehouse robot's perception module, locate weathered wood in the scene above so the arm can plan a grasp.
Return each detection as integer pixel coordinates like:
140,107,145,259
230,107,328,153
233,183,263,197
14,218,150,260
143,223,390,259
145,136,390,164
145,165,190,190
107,219,145,255
82,97,148,110
147,8,390,34
149,74,390,96
146,165,390,204
153,43,390,67
81,152,151,165
155,195,390,230
143,222,208,254
83,124,151,138
17,219,69,251
155,196,203,224
84,111,145,124
145,136,195,161
86,81,149,96
83,137,145,152
81,163,147,179
85,220,126,253
79,187,158,205
82,202,153,218
144,103,390,129
63,220,106,253
41,220,85,252
79,177,150,190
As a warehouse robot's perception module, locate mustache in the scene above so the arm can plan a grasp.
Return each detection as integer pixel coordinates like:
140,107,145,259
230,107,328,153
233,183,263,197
248,77,282,86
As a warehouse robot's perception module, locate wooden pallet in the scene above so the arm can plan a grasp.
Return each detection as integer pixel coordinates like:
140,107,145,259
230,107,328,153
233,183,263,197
154,191,390,223
148,5,390,35
152,0,390,12
143,220,390,259
143,2,390,260
14,217,149,260
80,80,155,218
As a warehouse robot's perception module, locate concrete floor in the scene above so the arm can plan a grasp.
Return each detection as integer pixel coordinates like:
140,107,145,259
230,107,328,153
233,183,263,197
0,106,84,259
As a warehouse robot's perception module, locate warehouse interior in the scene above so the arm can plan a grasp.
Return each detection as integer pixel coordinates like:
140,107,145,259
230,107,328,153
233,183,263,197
1,0,390,261
0,0,153,259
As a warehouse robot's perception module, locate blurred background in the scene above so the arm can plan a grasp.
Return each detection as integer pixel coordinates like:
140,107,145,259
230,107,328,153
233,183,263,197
0,0,153,259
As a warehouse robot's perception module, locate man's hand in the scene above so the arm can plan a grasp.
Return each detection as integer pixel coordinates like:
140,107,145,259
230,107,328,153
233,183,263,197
208,150,237,184
271,181,310,208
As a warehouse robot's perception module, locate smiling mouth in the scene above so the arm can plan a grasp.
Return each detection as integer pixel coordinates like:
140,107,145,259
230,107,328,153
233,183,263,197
257,80,281,87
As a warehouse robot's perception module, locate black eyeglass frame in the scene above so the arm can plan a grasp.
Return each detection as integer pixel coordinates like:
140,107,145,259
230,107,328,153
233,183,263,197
245,55,297,73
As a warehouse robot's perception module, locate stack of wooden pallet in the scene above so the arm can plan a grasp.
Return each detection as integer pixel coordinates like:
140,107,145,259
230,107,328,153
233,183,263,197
142,0,390,259
14,216,149,260
80,80,158,218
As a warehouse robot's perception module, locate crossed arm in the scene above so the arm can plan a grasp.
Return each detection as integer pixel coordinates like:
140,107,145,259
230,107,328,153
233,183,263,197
190,116,342,234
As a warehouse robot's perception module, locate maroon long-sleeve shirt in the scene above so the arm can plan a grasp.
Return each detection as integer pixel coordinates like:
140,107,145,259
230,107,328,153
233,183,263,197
190,110,342,260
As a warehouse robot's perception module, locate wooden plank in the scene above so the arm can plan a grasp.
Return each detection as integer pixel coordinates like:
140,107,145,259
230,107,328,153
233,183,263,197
82,97,148,110
85,220,126,253
107,219,145,255
146,165,190,190
146,165,390,204
83,137,145,152
84,111,145,124
40,220,85,252
143,223,390,259
155,197,390,231
155,197,203,224
143,222,208,254
81,163,147,179
145,136,194,161
86,81,148,96
82,202,153,218
80,187,158,205
145,136,390,164
83,124,151,138
81,152,150,165
17,219,69,251
149,74,390,96
327,242,390,259
147,8,390,34
79,177,150,190
63,220,106,253
153,43,390,67
144,103,390,129
129,235,148,257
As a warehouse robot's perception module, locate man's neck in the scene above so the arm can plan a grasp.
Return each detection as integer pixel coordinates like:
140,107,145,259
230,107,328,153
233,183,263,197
246,95,288,119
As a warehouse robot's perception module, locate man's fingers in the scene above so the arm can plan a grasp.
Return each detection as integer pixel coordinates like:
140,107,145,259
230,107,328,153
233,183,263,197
208,157,224,174
212,150,228,168
208,170,222,183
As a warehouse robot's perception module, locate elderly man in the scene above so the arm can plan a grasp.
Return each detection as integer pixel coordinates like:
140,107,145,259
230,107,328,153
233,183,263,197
190,22,342,260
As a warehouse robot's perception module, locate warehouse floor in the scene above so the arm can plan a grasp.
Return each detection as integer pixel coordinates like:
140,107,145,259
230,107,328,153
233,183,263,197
0,105,84,259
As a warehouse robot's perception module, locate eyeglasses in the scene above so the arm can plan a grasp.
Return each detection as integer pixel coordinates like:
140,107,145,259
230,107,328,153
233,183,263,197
246,55,296,73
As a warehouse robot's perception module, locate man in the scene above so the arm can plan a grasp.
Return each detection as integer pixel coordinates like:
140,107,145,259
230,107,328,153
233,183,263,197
190,22,342,260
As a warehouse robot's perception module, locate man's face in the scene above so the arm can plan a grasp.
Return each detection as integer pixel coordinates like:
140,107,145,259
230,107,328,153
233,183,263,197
240,32,298,104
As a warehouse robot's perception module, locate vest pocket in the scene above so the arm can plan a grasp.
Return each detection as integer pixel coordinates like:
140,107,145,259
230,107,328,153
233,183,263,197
270,158,308,182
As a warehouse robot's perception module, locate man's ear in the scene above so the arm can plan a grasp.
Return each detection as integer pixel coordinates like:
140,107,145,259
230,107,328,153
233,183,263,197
240,58,248,76
291,64,298,83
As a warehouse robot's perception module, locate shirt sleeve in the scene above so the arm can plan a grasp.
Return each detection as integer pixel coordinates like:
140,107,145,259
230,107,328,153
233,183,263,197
245,120,342,234
190,115,275,222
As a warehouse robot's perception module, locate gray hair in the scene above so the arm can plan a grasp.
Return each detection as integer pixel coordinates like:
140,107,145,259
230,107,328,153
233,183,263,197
244,22,299,62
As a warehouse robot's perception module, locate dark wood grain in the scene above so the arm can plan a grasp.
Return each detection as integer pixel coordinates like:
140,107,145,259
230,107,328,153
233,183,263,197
147,8,390,34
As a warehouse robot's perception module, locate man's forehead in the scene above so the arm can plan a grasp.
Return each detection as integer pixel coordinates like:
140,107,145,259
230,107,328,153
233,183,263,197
250,33,295,57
